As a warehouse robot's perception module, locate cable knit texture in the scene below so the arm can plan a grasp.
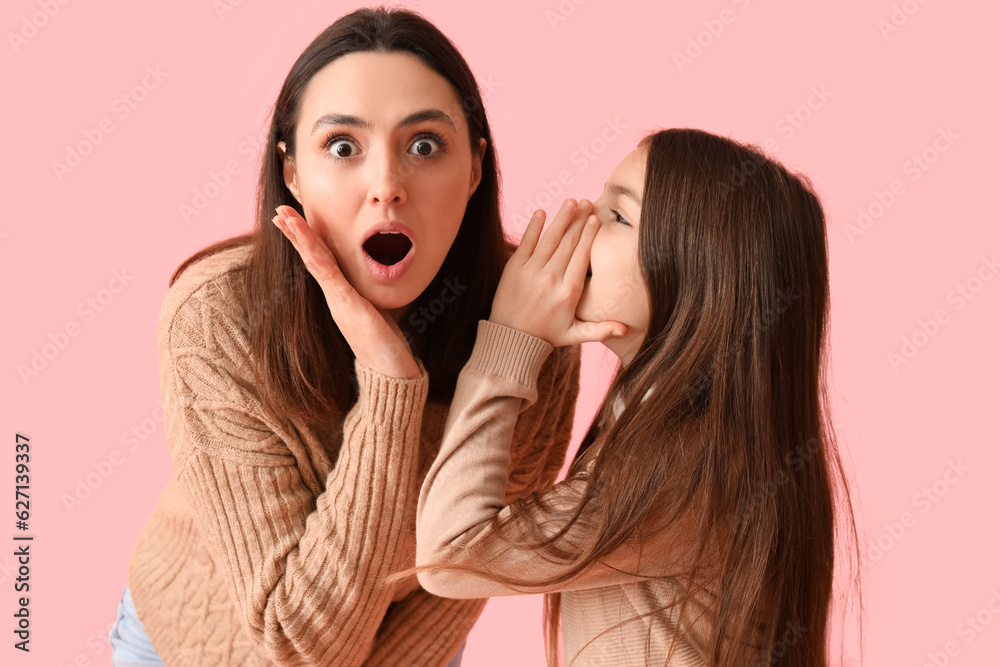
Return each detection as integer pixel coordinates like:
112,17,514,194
127,245,580,666
417,321,716,666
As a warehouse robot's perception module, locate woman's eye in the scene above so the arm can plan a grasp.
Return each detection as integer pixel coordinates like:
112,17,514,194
409,137,441,157
328,138,360,159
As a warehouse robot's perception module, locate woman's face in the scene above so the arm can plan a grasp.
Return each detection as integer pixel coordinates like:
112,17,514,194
278,51,485,320
576,146,651,366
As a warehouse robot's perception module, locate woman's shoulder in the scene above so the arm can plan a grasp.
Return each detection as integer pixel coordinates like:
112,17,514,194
157,243,253,354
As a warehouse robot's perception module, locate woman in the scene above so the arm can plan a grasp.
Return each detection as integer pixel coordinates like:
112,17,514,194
112,8,580,666
413,129,860,665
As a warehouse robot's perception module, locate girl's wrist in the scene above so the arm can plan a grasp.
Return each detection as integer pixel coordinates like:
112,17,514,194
470,320,553,388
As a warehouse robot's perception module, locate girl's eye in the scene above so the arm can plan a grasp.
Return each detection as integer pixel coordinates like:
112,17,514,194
326,137,360,159
610,208,631,226
408,134,445,157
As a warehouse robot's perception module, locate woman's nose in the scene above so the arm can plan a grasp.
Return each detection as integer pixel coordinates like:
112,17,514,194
367,148,408,205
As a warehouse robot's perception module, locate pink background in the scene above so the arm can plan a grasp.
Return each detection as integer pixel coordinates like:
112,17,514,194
2,0,998,665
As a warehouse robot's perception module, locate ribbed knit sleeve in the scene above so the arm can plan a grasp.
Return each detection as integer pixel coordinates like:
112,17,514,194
165,282,429,667
416,321,679,600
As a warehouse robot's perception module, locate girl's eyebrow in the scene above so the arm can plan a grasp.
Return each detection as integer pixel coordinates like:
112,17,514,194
311,109,457,136
608,182,641,204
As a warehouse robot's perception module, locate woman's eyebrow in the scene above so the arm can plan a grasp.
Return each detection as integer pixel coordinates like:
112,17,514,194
311,109,457,136
398,109,457,132
311,113,370,135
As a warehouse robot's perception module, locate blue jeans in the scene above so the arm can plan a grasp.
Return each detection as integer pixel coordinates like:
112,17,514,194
109,587,165,666
110,586,465,666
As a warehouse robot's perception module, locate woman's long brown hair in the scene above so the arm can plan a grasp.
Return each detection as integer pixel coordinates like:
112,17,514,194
433,129,859,665
168,7,508,420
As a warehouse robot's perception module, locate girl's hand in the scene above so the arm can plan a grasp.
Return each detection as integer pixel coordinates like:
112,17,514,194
273,205,421,379
489,198,627,346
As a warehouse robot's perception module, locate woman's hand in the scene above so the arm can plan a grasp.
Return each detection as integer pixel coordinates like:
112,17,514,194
273,205,421,379
489,198,627,346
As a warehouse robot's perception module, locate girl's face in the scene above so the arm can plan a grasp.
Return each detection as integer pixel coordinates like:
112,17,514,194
278,51,485,320
576,146,651,366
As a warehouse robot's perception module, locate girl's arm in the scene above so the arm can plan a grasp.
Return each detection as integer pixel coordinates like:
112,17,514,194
416,320,672,599
416,200,672,598
363,335,581,665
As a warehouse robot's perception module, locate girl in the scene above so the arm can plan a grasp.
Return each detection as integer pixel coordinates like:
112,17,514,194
414,129,859,666
113,8,580,667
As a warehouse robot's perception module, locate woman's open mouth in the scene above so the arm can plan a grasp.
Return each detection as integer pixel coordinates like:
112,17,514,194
364,231,412,265
361,223,416,282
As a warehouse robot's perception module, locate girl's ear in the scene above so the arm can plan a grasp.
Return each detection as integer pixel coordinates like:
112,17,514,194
468,137,487,199
277,141,302,204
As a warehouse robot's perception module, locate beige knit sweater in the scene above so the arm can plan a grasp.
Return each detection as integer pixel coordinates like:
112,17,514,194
127,245,581,666
416,322,716,666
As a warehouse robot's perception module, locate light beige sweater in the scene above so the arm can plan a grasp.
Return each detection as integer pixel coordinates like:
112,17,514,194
127,245,581,666
416,322,716,666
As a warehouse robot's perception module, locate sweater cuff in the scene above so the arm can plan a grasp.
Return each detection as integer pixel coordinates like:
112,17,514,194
353,358,429,434
466,320,553,388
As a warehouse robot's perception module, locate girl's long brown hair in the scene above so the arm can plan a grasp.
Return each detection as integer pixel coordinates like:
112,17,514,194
168,7,508,420
434,129,860,666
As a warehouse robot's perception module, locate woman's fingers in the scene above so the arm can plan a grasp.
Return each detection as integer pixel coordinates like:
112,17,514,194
272,205,419,378
274,206,352,305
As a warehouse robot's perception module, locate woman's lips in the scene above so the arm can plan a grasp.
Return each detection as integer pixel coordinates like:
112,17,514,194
361,222,416,282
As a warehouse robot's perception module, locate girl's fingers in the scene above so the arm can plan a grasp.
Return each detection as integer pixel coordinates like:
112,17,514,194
531,198,578,265
546,200,592,271
512,209,545,262
567,320,628,345
564,214,600,288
